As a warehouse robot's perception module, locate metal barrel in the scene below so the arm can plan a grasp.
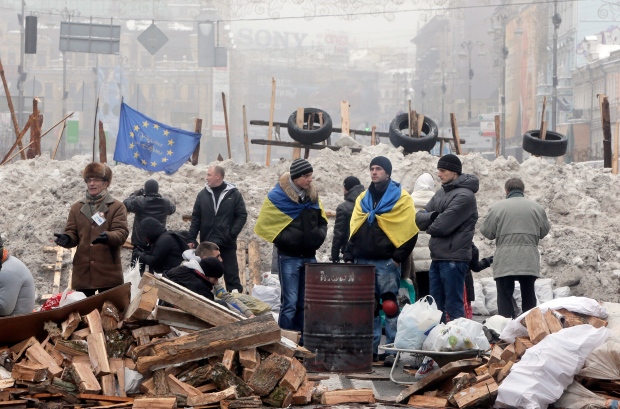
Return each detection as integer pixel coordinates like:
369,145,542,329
303,263,375,373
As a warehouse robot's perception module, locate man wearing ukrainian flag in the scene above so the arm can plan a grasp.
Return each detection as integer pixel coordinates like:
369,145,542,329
344,156,419,367
255,159,328,337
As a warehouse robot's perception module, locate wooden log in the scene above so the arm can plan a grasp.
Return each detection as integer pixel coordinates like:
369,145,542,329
131,325,171,339
543,309,563,334
221,350,236,371
152,369,170,396
453,379,498,408
101,301,121,332
179,365,212,387
586,315,608,328
525,307,550,344
61,312,81,339
514,337,531,358
279,358,306,392
292,107,303,160
166,375,201,400
555,309,585,327
450,113,462,155
488,344,503,365
25,342,63,377
488,363,504,378
247,354,291,396
154,306,212,331
187,385,235,406
195,383,217,393
190,118,202,166
321,389,375,405
87,333,111,376
408,395,448,408
124,285,158,321
221,396,262,409
496,360,514,383
474,365,488,376
263,385,292,408
0,400,26,409
207,363,253,398
136,315,280,372
222,92,232,160
291,379,314,405
85,309,104,334
499,344,516,363
238,348,259,370
100,375,117,396
340,100,350,136
11,361,48,382
70,328,91,341
280,330,300,345
69,362,101,394
98,120,107,163
132,397,176,409
494,115,501,157
109,358,126,397
79,394,134,403
242,368,255,382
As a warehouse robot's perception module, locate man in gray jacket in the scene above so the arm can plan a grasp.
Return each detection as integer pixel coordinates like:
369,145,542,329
0,239,35,316
415,154,478,322
480,178,550,318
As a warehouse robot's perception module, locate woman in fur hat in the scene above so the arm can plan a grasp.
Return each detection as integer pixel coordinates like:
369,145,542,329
54,163,129,296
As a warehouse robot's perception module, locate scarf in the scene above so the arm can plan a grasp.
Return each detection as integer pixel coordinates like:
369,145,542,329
288,176,306,201
81,189,110,220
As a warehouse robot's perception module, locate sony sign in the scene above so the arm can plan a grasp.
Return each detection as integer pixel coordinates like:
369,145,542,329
236,28,309,48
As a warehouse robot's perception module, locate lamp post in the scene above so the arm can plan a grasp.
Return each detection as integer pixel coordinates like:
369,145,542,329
441,73,446,128
459,41,484,120
552,0,562,131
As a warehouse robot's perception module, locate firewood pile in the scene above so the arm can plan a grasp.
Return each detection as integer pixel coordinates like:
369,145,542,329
395,306,610,408
0,273,376,409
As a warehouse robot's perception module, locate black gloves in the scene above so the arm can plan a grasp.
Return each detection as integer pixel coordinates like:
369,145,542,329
484,256,494,266
92,232,109,245
429,211,440,222
54,233,71,248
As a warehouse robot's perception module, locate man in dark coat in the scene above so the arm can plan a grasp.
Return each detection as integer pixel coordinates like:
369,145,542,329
134,217,188,275
330,176,364,263
415,154,479,323
344,156,418,365
123,179,176,271
164,257,225,301
255,158,328,335
188,165,247,292
54,163,129,296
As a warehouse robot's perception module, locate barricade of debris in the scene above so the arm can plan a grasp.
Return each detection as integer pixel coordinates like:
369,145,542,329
0,273,375,409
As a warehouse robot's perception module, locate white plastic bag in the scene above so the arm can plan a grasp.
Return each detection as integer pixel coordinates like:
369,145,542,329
261,273,280,287
423,323,478,352
394,295,442,350
124,368,144,395
58,288,86,307
123,262,141,302
481,277,498,315
553,286,571,299
578,341,620,380
535,278,555,304
471,280,489,315
252,285,281,313
496,325,610,409
448,318,490,351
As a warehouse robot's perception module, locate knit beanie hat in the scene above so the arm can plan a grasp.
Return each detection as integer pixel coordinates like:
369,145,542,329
199,257,225,278
290,159,313,180
144,179,159,194
369,156,392,176
343,176,361,191
437,154,462,174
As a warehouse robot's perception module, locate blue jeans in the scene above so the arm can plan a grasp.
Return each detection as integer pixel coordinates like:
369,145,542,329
429,260,468,322
278,254,315,333
357,258,400,354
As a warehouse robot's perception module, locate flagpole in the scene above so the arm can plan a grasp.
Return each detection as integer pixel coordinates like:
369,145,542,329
92,90,100,162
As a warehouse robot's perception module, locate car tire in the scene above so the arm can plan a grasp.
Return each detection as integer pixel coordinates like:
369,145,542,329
522,129,567,157
388,113,438,153
286,108,333,144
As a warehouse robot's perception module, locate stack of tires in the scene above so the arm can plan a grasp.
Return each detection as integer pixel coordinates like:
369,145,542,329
388,113,438,153
522,130,568,157
286,108,333,144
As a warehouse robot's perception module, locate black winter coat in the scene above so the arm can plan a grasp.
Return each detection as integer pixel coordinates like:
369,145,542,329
466,243,493,302
415,174,479,262
123,192,176,247
138,218,188,274
188,183,247,248
164,265,214,300
331,184,364,261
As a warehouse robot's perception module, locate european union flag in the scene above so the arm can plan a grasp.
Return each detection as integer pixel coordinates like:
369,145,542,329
114,102,201,174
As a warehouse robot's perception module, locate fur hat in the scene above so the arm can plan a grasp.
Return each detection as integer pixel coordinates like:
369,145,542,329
83,162,112,183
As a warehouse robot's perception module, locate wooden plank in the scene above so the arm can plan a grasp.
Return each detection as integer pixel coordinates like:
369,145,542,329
250,138,362,153
499,344,516,363
453,379,498,408
586,315,608,328
187,386,235,406
247,241,261,288
371,125,376,145
132,397,176,409
407,395,448,408
525,307,550,344
136,315,281,373
0,59,26,160
540,121,548,141
494,115,501,157
190,118,202,166
340,101,350,136
450,113,462,155
543,309,563,333
124,285,158,321
280,330,300,345
132,324,171,339
539,95,547,131
238,348,259,370
61,312,81,339
100,375,118,397
418,113,425,136
24,342,63,377
87,332,111,376
263,385,293,408
514,337,530,358
101,301,121,332
247,354,291,396
488,344,503,365
266,78,276,167
242,368,254,382
221,350,236,371
70,361,101,394
79,394,134,403
321,389,375,405
496,360,514,383
71,327,91,341
208,363,253,398
154,306,212,331
166,375,201,399
279,358,306,391
109,358,126,397
291,379,315,405
222,92,232,160
292,107,303,160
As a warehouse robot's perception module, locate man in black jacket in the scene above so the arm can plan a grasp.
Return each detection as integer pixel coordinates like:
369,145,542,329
344,156,418,365
124,179,176,272
331,176,364,263
164,257,225,301
255,159,328,335
188,165,248,292
415,154,479,323
135,217,188,274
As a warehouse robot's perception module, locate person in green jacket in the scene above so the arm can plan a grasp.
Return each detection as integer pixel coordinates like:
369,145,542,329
480,178,550,318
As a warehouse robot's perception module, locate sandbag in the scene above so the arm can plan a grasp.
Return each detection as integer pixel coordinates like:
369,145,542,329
423,323,478,352
471,280,488,315
252,285,281,313
394,295,442,350
553,286,571,299
480,277,498,315
448,318,490,351
232,292,272,315
578,341,620,380
555,381,607,409
535,278,555,304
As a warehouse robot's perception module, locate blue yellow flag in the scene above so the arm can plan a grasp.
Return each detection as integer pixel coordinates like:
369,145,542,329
114,103,201,174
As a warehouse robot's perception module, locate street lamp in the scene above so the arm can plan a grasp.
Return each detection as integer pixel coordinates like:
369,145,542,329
459,41,484,120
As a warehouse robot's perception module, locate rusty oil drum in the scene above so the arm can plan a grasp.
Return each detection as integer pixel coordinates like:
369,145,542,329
303,263,375,373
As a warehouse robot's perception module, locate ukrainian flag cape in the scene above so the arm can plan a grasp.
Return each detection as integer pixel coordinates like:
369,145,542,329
254,183,327,243
350,180,419,248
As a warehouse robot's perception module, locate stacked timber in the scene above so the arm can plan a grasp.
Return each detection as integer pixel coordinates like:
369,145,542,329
0,273,372,409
